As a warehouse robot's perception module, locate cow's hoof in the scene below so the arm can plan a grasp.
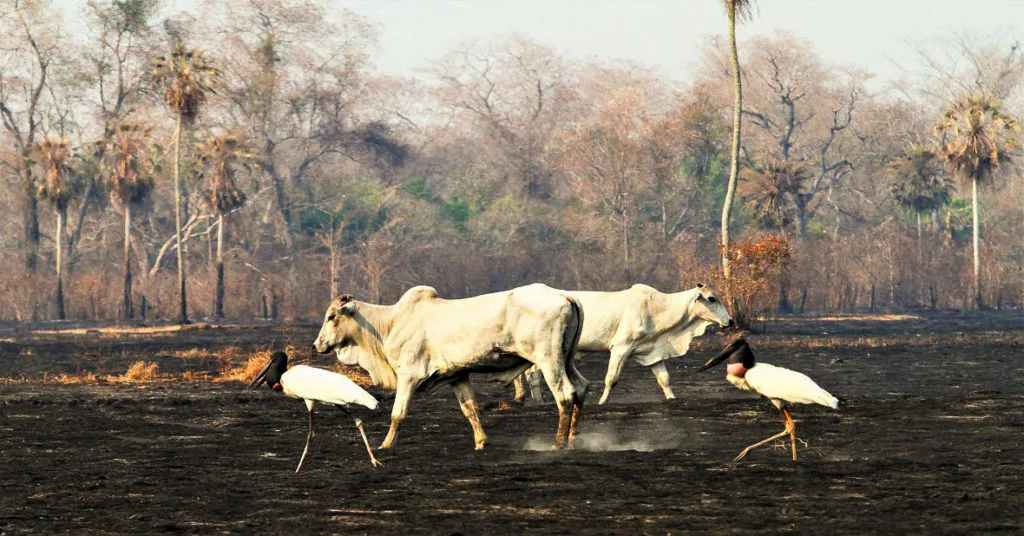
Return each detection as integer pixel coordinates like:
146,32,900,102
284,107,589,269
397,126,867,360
550,443,565,451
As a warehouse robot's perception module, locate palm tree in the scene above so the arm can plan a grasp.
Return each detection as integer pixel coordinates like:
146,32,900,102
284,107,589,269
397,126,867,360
152,44,218,323
934,93,1019,309
107,123,155,320
197,133,250,319
33,138,76,320
740,159,810,234
720,0,756,306
884,144,951,254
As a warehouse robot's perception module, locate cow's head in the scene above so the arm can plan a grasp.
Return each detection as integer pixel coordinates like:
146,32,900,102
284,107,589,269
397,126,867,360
312,294,398,390
692,283,735,329
312,294,360,355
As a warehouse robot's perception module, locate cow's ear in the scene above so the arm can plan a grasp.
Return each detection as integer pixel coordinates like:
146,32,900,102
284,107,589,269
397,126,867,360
696,282,705,289
338,294,355,303
338,301,357,317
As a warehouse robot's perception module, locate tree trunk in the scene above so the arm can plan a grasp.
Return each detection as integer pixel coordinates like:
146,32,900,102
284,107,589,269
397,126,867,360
797,203,809,242
23,173,40,272
174,112,189,323
55,208,65,320
215,213,225,319
622,214,631,284
123,205,133,320
264,161,298,320
66,180,97,277
972,176,983,310
720,8,743,308
329,226,339,299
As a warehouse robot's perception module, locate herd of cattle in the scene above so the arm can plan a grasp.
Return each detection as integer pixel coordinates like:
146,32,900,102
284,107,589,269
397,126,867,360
310,283,733,450
251,281,838,471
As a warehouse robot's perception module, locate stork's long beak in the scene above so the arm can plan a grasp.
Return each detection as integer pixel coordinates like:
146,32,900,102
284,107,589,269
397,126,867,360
701,339,746,371
701,352,731,371
248,361,272,390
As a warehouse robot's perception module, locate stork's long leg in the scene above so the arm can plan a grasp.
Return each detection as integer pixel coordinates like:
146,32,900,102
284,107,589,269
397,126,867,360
734,408,797,462
296,409,316,473
354,418,382,467
783,409,797,461
337,405,383,468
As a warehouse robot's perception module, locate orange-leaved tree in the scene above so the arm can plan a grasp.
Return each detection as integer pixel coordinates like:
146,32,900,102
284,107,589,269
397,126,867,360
719,235,791,328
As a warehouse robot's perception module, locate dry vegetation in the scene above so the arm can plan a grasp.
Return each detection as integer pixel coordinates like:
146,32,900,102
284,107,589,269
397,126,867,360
0,2,1021,325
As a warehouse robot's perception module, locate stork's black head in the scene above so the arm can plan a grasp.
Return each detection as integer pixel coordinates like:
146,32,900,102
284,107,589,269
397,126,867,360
701,338,756,372
248,351,289,391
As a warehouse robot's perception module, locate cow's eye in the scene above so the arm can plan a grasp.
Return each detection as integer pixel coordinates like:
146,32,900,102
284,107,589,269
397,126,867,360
708,296,717,303
328,313,336,321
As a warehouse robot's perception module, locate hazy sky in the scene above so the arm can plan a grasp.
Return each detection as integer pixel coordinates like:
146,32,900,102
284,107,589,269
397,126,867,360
344,0,1023,87
58,0,1024,88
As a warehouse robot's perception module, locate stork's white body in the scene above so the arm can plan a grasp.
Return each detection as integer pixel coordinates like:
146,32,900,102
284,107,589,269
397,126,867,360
727,363,839,410
702,339,838,462
249,353,383,472
281,365,378,412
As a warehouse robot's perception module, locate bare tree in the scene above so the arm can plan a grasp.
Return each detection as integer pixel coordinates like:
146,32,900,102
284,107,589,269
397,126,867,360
0,0,67,272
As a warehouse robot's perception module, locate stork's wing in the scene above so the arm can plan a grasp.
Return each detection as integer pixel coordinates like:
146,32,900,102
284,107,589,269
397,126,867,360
743,363,838,409
282,365,379,410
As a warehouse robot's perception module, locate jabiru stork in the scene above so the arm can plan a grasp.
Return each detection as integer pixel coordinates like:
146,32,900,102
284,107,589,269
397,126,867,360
249,351,383,472
702,339,838,462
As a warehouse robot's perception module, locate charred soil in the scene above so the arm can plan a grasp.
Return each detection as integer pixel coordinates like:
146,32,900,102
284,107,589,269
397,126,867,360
1,313,1022,534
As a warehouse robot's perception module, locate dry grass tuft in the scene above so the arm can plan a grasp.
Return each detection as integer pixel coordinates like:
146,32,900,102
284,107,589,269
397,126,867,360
217,349,271,384
45,372,102,385
117,361,159,382
332,363,375,388
216,346,243,375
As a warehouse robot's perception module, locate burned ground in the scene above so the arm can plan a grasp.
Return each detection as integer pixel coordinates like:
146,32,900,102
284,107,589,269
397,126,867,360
1,313,1022,534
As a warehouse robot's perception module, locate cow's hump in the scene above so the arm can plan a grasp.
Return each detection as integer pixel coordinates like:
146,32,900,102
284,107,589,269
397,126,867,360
400,285,439,304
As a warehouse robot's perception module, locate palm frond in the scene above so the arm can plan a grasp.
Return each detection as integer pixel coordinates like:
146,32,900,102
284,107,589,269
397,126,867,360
934,92,1019,184
152,44,220,122
197,133,254,213
33,137,76,210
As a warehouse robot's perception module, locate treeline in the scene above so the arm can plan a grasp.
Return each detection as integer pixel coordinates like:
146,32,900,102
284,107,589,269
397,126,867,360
1,0,1022,322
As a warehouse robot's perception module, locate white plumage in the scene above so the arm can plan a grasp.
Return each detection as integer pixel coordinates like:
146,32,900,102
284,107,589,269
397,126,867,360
249,352,382,472
280,365,379,412
703,339,838,462
728,363,839,410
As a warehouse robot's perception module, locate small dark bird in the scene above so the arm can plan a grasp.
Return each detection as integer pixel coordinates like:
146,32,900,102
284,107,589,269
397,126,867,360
703,339,838,462
249,351,382,472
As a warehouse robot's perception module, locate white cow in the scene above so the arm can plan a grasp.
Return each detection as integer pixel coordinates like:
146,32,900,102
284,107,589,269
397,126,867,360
515,283,733,405
313,284,588,451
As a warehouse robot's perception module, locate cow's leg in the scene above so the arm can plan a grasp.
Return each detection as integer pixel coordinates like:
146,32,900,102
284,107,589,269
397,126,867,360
452,378,487,450
526,365,546,403
513,375,527,404
649,360,675,400
566,357,589,443
536,363,576,450
598,345,632,405
380,374,417,450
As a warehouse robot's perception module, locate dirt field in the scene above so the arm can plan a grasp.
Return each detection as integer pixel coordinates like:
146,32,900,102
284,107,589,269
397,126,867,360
1,313,1022,534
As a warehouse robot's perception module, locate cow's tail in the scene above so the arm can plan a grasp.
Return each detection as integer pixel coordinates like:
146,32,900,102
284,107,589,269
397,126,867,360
563,296,587,401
